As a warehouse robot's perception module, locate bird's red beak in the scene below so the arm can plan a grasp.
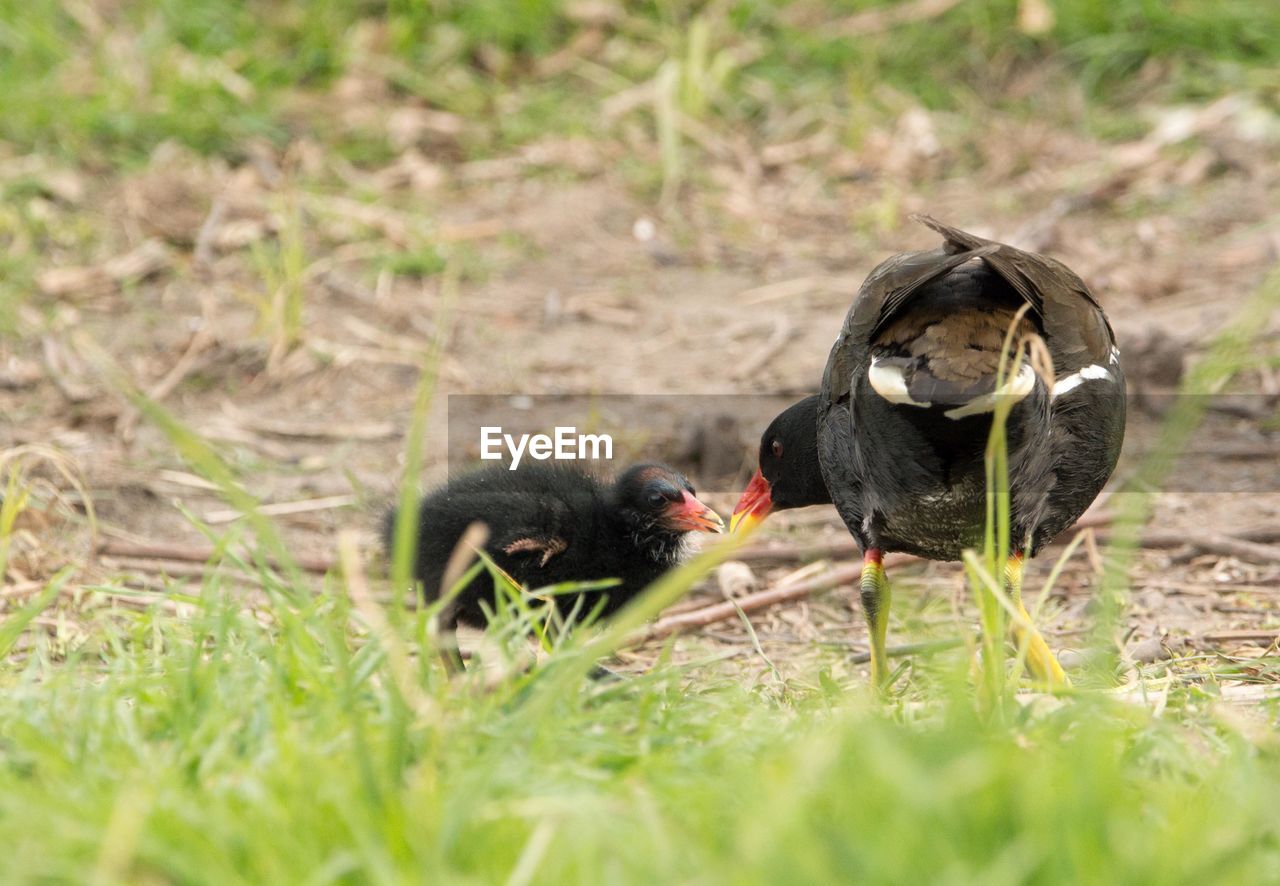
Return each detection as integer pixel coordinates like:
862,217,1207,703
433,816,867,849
730,469,773,534
665,489,725,534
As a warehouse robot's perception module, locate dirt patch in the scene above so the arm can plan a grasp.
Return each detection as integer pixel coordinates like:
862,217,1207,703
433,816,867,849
2,90,1278,689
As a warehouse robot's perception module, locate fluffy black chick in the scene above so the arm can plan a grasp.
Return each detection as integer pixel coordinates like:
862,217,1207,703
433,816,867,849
386,463,723,663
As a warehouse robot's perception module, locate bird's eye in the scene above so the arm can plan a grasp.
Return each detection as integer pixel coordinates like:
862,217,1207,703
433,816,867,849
648,492,665,506
771,439,784,458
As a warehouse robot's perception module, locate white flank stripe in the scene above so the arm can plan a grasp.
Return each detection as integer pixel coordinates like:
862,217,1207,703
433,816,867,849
1052,363,1111,399
868,358,932,408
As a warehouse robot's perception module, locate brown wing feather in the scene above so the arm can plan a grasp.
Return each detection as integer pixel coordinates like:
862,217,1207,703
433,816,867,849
867,244,1000,341
824,215,1117,407
911,214,1116,370
879,307,1038,387
503,536,568,567
911,214,1048,319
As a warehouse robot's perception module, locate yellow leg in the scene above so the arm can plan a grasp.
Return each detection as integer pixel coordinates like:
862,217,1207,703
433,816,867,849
1005,554,1069,687
860,548,893,690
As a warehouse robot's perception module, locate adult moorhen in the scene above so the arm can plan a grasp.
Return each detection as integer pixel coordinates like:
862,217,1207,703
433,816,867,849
731,216,1125,687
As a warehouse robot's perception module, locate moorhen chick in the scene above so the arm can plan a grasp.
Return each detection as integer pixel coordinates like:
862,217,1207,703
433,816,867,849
731,216,1125,687
389,462,723,668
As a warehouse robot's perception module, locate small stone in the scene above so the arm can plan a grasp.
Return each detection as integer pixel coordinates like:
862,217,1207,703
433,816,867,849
1129,636,1171,663
717,561,757,599
1057,647,1105,671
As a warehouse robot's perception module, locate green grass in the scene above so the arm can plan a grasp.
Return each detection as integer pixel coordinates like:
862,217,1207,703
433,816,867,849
248,201,309,368
1,390,1277,884
3,565,1279,883
2,1,1276,167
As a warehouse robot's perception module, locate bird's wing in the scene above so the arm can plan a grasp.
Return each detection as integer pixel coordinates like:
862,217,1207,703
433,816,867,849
863,244,1000,341
911,215,1049,318
456,491,577,571
912,214,1117,371
815,399,868,547
826,214,1118,402
499,533,568,568
824,244,995,405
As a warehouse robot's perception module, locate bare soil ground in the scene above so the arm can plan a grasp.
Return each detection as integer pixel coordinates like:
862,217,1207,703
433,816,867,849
2,90,1278,692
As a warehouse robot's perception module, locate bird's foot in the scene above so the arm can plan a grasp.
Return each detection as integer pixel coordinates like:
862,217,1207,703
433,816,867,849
1014,622,1070,688
1004,553,1070,688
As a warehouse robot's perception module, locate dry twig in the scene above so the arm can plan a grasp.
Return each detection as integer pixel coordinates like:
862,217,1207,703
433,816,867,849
1200,630,1280,645
636,555,915,643
97,537,334,575
117,298,218,441
203,494,357,525
222,401,397,441
848,638,964,665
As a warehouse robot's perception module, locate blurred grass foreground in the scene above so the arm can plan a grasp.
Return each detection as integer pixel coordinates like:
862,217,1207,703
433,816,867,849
2,2,1280,884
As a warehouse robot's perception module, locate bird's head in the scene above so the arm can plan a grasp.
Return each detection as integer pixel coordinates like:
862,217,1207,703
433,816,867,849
613,464,724,536
731,395,829,534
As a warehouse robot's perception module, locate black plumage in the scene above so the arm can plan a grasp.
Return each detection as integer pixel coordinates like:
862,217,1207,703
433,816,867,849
732,216,1126,686
387,462,723,658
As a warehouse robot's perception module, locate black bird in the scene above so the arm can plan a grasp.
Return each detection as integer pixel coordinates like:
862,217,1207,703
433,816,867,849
731,216,1125,687
389,462,723,667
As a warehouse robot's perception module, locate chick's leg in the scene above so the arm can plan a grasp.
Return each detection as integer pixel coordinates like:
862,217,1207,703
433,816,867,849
1006,552,1068,686
437,607,465,675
